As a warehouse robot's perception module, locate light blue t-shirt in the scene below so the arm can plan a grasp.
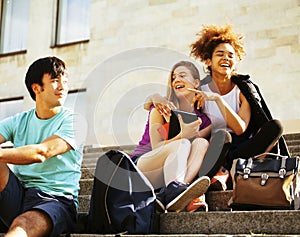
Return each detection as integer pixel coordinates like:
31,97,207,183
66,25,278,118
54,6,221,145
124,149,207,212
0,107,84,206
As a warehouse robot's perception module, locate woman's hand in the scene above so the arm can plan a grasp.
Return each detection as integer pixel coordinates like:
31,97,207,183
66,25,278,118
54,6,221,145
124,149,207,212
187,88,251,135
187,88,220,109
178,114,202,139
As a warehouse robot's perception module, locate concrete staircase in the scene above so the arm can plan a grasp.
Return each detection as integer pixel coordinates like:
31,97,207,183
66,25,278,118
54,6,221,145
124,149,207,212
1,133,300,237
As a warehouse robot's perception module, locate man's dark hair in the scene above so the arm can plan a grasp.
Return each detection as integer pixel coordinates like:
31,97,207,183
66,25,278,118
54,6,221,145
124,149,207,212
25,56,67,101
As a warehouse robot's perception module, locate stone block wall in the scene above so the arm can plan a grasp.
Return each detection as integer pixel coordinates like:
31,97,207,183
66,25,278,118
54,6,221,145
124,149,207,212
0,0,299,145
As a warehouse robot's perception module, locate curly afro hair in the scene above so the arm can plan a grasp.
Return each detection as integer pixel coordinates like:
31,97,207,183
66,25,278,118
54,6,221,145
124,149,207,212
190,24,246,63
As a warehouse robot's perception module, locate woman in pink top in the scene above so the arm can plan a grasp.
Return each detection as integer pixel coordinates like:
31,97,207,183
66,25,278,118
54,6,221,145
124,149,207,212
131,61,212,212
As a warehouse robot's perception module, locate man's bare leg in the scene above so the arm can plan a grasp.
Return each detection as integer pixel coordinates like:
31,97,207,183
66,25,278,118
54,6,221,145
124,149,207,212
0,163,9,192
5,210,52,237
0,163,53,237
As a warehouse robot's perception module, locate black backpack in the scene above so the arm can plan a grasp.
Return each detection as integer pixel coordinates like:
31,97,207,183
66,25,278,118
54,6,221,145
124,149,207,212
86,149,157,234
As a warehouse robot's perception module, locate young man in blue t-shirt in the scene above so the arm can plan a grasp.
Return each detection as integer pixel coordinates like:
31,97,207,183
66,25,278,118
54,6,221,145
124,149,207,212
0,57,85,237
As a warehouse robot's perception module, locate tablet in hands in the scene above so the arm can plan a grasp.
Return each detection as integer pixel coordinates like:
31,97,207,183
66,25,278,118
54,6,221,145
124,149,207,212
168,109,198,139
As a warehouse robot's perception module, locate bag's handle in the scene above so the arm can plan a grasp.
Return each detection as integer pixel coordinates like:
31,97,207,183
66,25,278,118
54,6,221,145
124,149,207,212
253,152,288,159
253,152,289,179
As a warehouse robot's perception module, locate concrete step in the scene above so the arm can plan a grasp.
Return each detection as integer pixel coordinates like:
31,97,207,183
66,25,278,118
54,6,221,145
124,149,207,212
80,167,95,179
83,152,103,160
79,178,93,196
78,190,233,213
81,145,135,169
283,133,300,141
68,234,300,237
71,210,300,236
159,210,300,235
1,234,298,237
82,153,101,168
287,145,300,157
78,172,234,212
83,144,136,154
285,139,300,146
78,195,91,213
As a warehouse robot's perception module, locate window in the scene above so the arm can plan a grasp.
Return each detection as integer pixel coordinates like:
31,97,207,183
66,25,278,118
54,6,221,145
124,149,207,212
55,0,90,46
0,96,24,121
0,0,30,54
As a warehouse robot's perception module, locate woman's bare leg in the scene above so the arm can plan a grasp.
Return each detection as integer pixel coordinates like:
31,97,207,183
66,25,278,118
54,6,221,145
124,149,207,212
184,138,209,183
137,139,191,189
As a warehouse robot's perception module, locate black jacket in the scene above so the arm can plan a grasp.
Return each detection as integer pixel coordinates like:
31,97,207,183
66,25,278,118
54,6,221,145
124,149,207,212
201,74,290,157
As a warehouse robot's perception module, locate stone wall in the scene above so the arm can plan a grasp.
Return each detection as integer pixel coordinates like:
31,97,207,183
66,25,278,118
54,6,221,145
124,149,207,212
0,0,299,145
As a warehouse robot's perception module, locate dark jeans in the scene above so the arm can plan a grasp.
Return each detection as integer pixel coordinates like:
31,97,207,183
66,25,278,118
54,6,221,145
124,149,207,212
198,119,283,178
0,170,77,237
198,130,232,178
226,119,283,170
0,218,7,232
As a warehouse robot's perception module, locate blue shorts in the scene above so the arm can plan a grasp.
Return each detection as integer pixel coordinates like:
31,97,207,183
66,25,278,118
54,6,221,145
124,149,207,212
0,170,77,237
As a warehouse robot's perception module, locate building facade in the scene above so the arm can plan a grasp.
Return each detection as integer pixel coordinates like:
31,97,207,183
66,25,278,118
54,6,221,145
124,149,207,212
0,0,299,146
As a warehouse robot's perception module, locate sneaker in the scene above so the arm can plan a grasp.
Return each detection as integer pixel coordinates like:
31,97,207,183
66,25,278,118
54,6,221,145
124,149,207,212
156,181,187,211
198,130,232,178
155,187,166,212
155,181,188,212
209,167,229,191
166,176,210,212
186,194,208,212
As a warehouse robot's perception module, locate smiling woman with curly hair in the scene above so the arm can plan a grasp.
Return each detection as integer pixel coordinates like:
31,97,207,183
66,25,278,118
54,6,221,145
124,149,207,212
190,24,246,74
188,24,284,172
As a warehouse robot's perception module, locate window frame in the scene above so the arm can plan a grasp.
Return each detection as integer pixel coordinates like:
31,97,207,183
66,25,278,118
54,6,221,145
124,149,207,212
53,0,90,47
0,0,30,55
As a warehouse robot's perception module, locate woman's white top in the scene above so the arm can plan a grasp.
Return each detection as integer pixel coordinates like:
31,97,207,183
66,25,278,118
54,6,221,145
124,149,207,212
201,83,241,133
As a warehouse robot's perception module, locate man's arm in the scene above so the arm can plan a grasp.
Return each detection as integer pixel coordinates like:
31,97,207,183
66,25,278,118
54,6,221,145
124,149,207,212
0,135,71,165
0,134,6,144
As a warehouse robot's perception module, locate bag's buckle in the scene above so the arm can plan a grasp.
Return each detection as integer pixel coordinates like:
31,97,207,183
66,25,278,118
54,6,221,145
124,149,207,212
279,168,286,178
261,173,269,186
243,158,253,179
279,156,287,178
243,168,251,179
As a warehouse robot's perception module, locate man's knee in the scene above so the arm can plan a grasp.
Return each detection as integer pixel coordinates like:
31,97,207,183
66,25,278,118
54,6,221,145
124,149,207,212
0,163,10,192
8,210,52,237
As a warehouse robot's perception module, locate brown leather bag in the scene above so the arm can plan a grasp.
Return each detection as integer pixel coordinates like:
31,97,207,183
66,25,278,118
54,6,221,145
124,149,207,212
228,153,299,210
